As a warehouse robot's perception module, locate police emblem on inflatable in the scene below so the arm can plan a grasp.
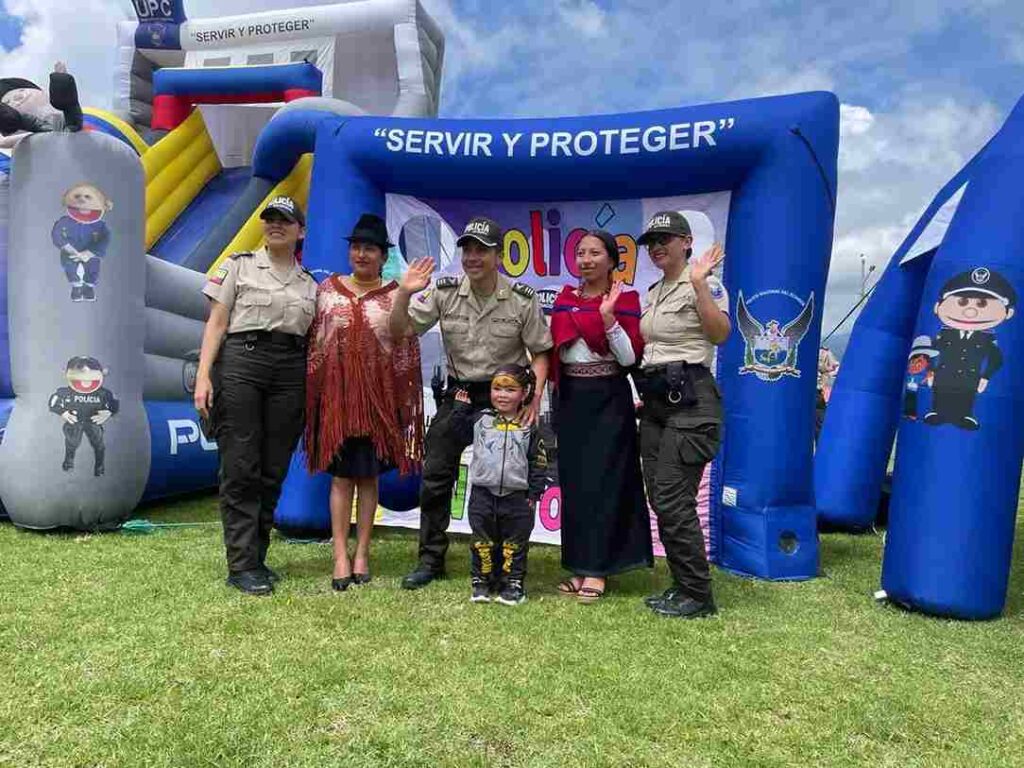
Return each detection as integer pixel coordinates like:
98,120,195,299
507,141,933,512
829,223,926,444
737,291,815,382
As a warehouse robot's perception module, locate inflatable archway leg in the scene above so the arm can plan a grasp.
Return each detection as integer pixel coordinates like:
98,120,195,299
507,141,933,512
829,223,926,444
882,147,1024,619
814,251,936,530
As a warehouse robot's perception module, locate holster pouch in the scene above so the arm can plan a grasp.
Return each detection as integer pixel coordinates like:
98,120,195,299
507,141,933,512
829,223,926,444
638,362,701,408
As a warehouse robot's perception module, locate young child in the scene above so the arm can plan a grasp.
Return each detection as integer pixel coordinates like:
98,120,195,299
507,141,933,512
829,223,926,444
453,364,548,606
903,335,937,420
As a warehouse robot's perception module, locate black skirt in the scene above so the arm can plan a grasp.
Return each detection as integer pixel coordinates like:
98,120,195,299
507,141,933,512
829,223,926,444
555,373,654,576
327,437,394,479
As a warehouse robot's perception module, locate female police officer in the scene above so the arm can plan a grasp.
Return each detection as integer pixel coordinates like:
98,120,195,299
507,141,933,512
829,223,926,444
194,196,318,595
636,211,729,619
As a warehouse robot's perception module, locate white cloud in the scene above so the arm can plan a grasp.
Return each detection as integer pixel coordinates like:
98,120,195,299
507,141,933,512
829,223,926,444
828,94,1002,334
840,104,874,136
0,0,129,109
556,0,606,38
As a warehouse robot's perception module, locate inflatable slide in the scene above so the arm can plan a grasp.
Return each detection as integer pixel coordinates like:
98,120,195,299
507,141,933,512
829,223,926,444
0,0,443,528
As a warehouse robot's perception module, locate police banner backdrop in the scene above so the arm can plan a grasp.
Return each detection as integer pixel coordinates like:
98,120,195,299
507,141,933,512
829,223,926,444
375,192,730,550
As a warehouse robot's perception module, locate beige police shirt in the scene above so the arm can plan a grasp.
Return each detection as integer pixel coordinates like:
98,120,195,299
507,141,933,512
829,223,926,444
202,247,318,336
640,264,729,368
407,274,553,381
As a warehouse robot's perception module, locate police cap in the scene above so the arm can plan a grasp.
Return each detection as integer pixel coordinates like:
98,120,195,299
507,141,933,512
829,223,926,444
940,267,1017,308
66,356,103,371
638,210,692,246
260,195,305,226
0,78,40,102
457,216,503,249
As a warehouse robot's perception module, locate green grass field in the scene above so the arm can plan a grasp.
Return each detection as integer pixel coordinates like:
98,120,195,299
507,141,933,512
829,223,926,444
2,495,1023,768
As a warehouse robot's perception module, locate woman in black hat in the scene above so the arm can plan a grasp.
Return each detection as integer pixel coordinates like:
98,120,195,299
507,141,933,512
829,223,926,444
305,213,424,591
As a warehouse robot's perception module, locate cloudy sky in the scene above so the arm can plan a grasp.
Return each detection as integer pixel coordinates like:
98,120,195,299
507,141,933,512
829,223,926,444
1,0,1022,335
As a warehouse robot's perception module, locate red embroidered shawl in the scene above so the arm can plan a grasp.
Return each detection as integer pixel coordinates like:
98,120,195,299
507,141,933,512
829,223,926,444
305,277,424,475
549,285,644,385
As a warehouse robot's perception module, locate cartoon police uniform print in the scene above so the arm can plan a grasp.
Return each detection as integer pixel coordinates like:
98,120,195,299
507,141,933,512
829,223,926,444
52,183,113,302
924,268,1016,431
48,356,119,476
405,273,553,571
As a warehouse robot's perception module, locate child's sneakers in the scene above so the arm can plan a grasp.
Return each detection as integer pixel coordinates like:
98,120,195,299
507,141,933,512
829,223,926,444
470,578,492,603
496,579,526,606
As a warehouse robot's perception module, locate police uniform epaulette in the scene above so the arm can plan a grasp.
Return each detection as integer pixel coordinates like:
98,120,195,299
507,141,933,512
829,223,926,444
228,251,254,260
511,282,535,299
648,279,662,291
436,276,460,289
300,265,319,282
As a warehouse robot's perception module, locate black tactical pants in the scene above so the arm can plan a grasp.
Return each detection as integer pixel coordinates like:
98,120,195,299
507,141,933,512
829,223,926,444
417,384,491,571
215,334,306,574
468,487,532,584
639,373,722,603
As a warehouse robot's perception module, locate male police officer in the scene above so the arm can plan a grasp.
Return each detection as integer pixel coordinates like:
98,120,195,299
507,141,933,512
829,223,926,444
924,267,1016,430
389,216,553,590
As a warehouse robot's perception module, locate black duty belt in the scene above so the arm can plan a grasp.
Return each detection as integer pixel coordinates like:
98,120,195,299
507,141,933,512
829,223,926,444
637,362,711,407
227,330,307,350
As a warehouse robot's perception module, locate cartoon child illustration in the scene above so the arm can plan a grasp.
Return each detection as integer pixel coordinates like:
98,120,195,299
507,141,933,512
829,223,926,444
903,335,937,420
48,356,119,476
51,183,113,302
923,267,1016,430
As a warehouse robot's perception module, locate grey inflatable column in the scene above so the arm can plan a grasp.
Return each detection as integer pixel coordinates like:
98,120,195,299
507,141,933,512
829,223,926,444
0,132,149,529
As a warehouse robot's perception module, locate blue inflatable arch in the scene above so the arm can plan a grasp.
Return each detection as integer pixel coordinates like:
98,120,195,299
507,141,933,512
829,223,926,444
816,94,1024,619
279,91,839,581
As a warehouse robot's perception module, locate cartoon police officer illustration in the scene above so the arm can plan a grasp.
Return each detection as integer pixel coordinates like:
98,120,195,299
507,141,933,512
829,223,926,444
903,335,937,420
48,356,119,475
923,267,1016,430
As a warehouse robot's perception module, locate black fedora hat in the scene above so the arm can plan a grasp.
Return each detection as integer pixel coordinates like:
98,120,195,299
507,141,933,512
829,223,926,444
346,213,394,250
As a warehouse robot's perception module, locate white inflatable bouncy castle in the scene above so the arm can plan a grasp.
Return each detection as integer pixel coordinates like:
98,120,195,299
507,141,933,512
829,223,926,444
0,0,443,529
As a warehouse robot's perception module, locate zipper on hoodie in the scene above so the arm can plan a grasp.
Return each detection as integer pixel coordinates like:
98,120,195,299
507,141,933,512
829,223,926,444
498,415,509,496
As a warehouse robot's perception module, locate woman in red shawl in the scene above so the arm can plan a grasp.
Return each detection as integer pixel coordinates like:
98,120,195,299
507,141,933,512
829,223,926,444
306,214,424,592
551,230,653,603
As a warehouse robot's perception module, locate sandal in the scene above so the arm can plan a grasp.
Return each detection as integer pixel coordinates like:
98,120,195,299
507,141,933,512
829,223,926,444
557,576,584,595
577,583,607,605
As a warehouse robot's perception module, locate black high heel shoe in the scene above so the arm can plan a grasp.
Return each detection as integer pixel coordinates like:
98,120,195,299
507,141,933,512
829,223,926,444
352,572,372,585
331,576,353,592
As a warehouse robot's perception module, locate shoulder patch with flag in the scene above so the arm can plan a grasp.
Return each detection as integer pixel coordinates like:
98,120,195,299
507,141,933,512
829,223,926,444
210,265,229,286
709,277,725,300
